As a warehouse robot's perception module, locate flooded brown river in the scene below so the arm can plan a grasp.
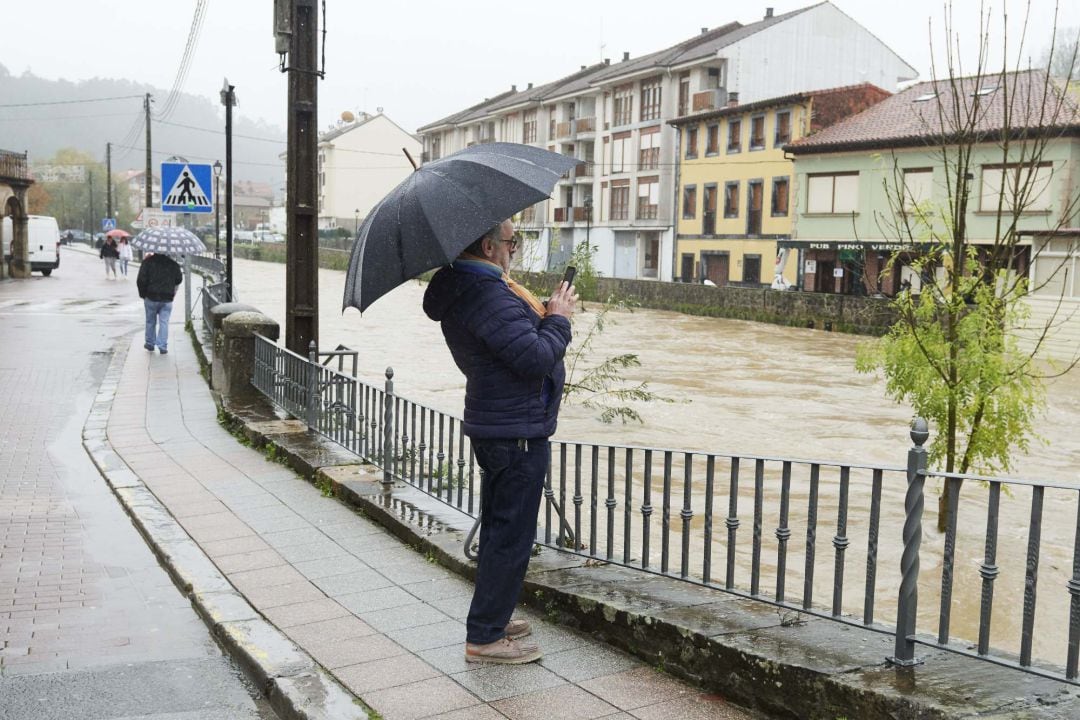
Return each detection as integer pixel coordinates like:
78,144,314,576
233,258,1080,667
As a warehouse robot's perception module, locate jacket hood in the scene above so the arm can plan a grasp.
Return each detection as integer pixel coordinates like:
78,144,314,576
423,265,492,322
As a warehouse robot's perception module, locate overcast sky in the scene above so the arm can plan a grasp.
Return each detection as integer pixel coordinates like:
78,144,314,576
3,0,1077,135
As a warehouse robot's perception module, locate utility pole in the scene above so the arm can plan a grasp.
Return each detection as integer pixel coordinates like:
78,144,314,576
144,93,153,208
221,81,237,300
106,142,112,220
280,0,321,355
87,170,94,237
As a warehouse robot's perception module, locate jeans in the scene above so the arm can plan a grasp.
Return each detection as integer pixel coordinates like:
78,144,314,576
144,299,173,351
466,437,548,645
119,258,129,276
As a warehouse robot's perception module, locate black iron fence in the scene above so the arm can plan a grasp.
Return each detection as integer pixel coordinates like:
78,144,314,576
248,332,1080,685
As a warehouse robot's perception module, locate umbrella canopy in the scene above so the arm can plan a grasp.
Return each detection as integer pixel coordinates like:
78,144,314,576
105,228,130,239
343,142,580,313
131,226,206,256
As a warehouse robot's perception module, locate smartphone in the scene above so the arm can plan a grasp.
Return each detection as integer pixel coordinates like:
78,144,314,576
562,265,577,288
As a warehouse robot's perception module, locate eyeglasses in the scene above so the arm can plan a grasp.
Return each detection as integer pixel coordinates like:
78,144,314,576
499,235,520,250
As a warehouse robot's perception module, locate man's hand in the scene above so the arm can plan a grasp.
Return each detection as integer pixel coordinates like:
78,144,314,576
547,281,577,319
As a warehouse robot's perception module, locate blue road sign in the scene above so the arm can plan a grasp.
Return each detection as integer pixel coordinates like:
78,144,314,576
161,162,214,213
102,217,116,231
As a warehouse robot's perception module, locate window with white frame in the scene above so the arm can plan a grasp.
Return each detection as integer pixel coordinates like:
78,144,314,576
902,168,933,210
640,76,662,121
611,132,631,173
980,162,1053,212
613,84,633,126
638,127,660,170
1031,235,1079,298
806,172,859,214
637,176,660,219
523,110,537,143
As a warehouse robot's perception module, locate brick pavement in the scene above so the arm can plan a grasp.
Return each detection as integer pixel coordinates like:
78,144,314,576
0,257,274,719
104,329,758,720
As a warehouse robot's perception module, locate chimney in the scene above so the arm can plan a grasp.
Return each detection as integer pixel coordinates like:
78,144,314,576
622,51,630,61
527,82,533,89
604,58,610,65
581,65,586,70
765,7,774,18
701,27,708,34
511,84,517,92
727,92,739,108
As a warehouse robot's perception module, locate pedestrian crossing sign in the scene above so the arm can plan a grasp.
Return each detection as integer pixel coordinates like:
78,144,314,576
161,162,214,213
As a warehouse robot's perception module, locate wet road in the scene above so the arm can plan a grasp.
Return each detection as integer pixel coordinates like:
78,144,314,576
235,256,1080,666
0,248,276,719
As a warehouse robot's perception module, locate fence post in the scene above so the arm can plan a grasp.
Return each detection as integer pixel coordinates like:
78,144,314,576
890,417,929,666
382,367,395,486
306,340,318,430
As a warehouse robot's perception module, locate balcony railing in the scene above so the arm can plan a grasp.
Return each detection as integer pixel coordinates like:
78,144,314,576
556,122,573,139
692,89,727,113
575,117,596,134
0,150,30,182
554,207,568,222
574,162,594,179
572,206,592,222
637,204,659,220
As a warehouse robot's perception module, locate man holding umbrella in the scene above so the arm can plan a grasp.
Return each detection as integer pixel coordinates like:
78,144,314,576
136,251,183,354
424,218,576,664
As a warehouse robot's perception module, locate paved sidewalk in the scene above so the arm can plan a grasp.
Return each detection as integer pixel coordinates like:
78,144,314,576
0,251,275,719
101,328,756,720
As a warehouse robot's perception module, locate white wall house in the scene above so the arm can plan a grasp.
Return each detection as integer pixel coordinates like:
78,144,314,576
310,112,421,230
416,1,917,281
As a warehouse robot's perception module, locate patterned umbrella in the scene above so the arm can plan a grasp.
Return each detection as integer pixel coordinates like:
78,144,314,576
130,226,206,256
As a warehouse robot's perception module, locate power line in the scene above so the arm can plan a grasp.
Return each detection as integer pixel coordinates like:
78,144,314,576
110,142,285,168
156,119,286,144
154,0,207,122
0,111,141,121
0,94,144,108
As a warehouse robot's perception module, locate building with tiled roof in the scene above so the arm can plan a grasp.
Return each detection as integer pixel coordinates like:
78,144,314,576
784,69,1080,348
416,2,917,280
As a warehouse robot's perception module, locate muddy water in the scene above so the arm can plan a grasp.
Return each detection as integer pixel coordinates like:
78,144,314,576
234,258,1080,665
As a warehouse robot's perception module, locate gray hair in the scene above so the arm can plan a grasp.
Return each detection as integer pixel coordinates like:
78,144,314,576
464,222,504,256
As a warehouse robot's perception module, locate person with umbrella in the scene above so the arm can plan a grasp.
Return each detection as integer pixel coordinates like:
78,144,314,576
343,143,581,664
423,218,577,664
132,227,204,355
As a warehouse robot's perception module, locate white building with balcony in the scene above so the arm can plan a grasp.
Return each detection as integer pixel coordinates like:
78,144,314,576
305,111,420,230
417,2,916,280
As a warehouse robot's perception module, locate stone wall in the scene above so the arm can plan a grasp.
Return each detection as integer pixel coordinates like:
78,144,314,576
519,272,897,335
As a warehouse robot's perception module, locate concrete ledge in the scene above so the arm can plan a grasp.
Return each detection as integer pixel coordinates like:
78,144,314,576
81,334,368,720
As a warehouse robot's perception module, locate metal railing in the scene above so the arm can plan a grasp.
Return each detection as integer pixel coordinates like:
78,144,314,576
248,332,1080,685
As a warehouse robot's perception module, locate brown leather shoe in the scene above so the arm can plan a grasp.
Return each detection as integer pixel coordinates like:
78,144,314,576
505,618,531,640
465,636,542,665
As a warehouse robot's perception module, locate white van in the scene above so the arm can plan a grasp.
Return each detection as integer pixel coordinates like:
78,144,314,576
1,215,61,276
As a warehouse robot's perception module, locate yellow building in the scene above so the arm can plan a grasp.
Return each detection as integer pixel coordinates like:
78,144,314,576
670,84,890,286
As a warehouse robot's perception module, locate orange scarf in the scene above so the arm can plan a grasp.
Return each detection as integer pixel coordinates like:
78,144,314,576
460,254,547,317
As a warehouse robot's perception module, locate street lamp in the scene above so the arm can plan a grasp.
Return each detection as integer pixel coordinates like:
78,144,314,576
354,208,360,236
213,160,222,259
584,196,593,246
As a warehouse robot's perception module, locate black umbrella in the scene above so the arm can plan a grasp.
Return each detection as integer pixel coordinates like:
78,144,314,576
342,142,580,313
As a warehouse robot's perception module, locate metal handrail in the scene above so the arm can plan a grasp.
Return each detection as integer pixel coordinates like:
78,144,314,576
247,332,1080,685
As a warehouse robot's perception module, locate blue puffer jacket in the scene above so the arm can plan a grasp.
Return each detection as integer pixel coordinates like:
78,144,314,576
423,262,572,440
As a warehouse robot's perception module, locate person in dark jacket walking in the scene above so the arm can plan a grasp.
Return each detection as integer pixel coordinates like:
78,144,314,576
423,218,576,665
136,252,183,354
99,237,119,280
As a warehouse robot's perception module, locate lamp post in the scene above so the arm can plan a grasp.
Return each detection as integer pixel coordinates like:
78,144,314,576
354,208,360,236
584,196,593,247
213,160,222,259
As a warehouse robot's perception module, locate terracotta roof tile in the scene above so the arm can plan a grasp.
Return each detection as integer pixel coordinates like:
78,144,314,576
788,69,1080,154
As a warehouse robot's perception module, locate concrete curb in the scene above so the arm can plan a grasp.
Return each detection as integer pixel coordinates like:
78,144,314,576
81,335,369,720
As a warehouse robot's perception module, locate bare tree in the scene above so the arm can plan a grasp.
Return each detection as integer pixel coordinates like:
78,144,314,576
855,1,1080,527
